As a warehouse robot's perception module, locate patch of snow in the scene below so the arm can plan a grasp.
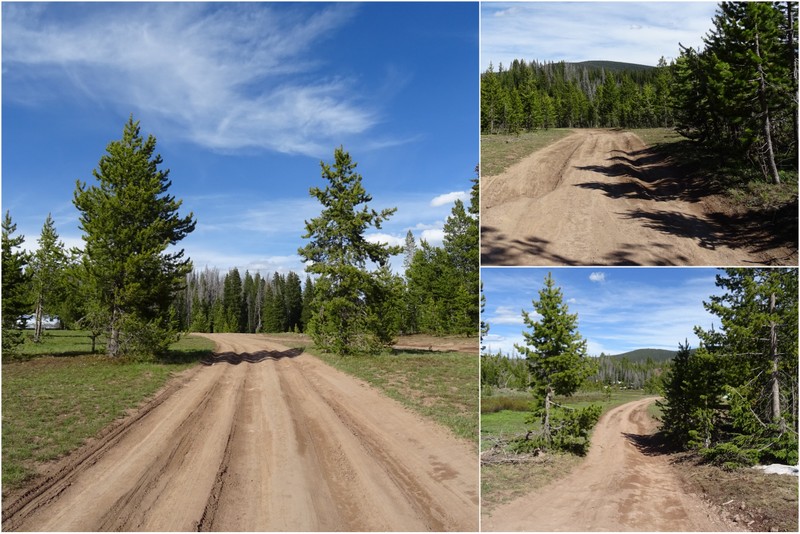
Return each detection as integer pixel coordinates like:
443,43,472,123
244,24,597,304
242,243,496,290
752,464,799,476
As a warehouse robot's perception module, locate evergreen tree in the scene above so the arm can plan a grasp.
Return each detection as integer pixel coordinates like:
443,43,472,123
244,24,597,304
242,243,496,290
73,116,196,356
28,214,68,341
300,275,315,332
284,271,303,332
514,273,596,446
658,341,725,449
2,211,30,355
298,147,402,355
696,268,798,464
222,268,244,332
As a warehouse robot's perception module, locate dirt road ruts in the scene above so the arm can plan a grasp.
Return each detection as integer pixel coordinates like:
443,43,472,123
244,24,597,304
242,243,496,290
2,334,478,531
481,129,794,266
483,397,739,532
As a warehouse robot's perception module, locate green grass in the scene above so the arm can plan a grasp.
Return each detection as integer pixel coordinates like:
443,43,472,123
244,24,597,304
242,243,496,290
481,129,573,177
305,346,478,445
13,329,107,359
1,333,215,488
629,127,686,148
480,389,651,450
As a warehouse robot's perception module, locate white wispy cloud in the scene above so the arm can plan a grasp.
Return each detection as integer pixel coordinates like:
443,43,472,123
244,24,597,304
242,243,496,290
365,232,405,248
3,3,380,157
489,305,526,326
589,272,606,283
430,190,468,207
481,2,718,69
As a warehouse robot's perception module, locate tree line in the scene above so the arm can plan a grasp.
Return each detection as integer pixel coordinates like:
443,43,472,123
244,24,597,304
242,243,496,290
482,2,798,184
481,58,675,134
2,119,479,359
481,348,668,394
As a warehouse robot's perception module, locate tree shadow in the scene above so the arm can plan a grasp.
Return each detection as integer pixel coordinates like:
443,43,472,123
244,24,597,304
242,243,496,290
624,208,795,264
622,430,679,457
575,144,721,203
200,348,303,366
481,224,693,266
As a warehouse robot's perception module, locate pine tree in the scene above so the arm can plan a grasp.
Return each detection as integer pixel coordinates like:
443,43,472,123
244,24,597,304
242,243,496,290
695,268,798,464
28,214,68,342
515,273,595,445
2,211,30,355
73,116,196,356
284,271,303,332
300,275,315,333
298,147,402,354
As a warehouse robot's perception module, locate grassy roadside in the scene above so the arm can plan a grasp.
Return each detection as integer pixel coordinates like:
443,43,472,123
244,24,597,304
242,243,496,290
480,389,654,512
1,332,215,489
276,336,478,446
481,129,573,177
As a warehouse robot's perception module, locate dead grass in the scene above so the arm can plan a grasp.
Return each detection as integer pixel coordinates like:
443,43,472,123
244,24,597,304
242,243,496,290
481,129,573,177
671,452,798,532
480,452,582,515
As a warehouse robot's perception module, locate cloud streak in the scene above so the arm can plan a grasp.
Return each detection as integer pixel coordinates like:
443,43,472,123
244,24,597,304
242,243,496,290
3,3,378,157
481,2,718,69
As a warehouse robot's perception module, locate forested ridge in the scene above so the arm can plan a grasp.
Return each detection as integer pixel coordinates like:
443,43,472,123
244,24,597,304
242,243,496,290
482,1,798,184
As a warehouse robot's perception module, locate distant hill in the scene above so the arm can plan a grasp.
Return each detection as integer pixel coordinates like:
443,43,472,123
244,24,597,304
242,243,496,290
608,348,676,363
570,60,655,73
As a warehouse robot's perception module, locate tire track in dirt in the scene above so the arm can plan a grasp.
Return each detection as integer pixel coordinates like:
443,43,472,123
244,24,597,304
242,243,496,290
3,334,478,531
483,397,739,532
481,128,787,266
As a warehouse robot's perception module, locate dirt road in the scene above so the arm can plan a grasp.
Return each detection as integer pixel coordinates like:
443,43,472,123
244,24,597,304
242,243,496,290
2,334,478,531
483,397,737,532
481,129,792,265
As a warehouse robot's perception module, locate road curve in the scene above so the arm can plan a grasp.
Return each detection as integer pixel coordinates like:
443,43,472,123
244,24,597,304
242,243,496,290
2,333,478,531
483,397,737,532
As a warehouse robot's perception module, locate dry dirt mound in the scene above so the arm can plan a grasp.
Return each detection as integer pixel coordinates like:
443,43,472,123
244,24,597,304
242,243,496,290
481,129,794,266
482,397,740,532
2,334,478,531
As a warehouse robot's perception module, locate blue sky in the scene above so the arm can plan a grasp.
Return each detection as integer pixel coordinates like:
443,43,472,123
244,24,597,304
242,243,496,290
482,267,726,357
3,2,478,276
481,2,720,70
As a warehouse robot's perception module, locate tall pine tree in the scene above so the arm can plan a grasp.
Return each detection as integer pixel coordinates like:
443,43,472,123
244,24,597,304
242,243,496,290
73,116,196,356
298,147,402,355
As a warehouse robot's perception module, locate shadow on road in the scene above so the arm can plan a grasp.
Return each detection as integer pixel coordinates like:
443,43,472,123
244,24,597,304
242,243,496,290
201,348,303,366
574,146,720,203
622,431,677,457
480,224,691,266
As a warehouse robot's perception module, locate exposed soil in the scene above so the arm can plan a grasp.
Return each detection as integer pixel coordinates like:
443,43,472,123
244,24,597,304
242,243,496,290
481,129,796,265
2,334,478,531
482,397,740,532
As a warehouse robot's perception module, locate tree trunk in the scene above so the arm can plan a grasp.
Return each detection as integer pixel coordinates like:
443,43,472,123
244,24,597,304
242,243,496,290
755,31,782,184
543,386,553,444
33,295,44,343
769,292,786,432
